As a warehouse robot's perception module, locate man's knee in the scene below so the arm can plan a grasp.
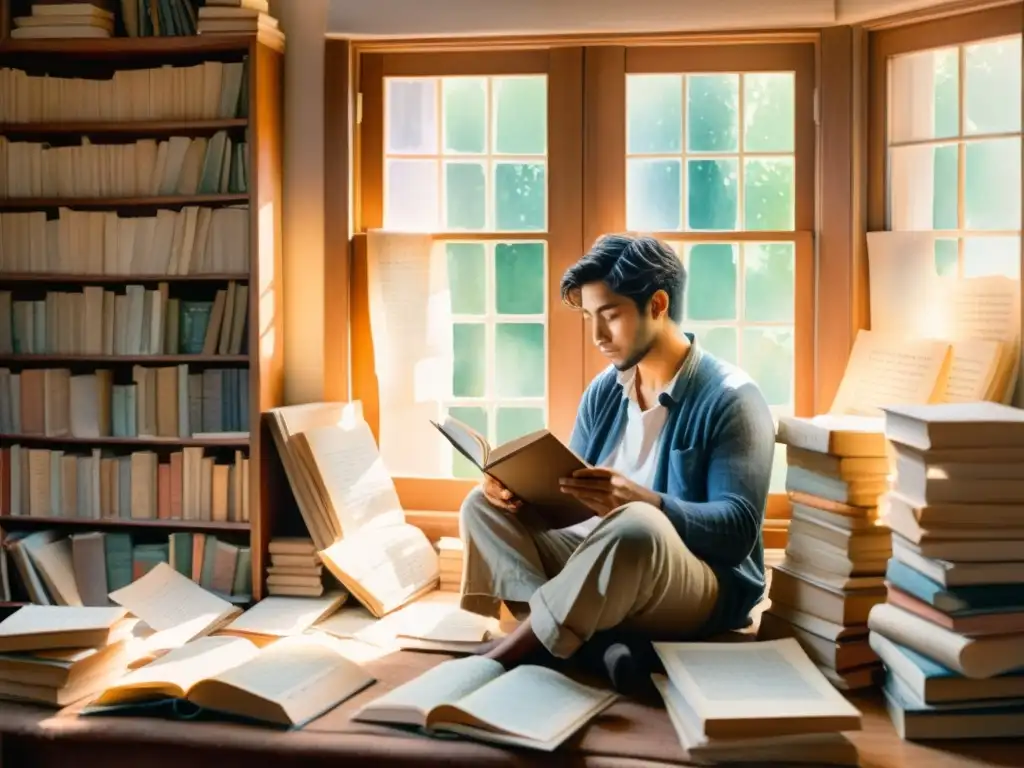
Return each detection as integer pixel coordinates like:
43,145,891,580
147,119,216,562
597,501,666,564
459,485,500,537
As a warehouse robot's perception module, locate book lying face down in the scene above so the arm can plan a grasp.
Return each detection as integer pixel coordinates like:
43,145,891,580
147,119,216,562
431,416,595,528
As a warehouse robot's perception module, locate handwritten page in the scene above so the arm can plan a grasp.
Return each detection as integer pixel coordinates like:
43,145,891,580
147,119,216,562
223,593,347,638
866,231,944,337
366,231,452,477
938,341,1003,402
830,330,951,416
940,276,1021,345
296,418,406,535
109,562,239,634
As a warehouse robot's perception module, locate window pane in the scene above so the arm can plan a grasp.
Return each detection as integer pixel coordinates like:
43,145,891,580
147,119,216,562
494,76,547,155
449,406,488,478
627,74,683,153
496,407,546,445
889,48,959,142
744,242,795,322
744,157,794,231
934,238,958,276
495,242,545,315
453,323,486,397
494,162,546,231
447,243,486,315
770,441,787,494
888,144,957,230
627,159,681,231
686,74,739,153
444,161,486,230
495,323,545,397
964,236,1020,278
686,244,737,321
687,158,738,230
743,73,794,152
743,327,794,406
696,326,738,364
385,159,438,230
965,37,1022,135
387,78,437,154
966,138,1021,230
443,77,486,154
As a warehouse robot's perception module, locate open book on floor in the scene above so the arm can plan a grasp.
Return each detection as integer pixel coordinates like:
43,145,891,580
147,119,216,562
354,655,616,751
267,403,441,618
431,415,594,528
83,634,374,729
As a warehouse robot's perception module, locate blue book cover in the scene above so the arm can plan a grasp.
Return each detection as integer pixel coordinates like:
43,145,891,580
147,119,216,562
886,559,1024,613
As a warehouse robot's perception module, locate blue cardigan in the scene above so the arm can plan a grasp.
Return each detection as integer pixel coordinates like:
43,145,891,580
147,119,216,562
567,338,776,634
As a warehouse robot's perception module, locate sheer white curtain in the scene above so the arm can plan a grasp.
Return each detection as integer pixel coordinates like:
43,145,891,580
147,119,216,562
366,230,453,477
888,53,937,231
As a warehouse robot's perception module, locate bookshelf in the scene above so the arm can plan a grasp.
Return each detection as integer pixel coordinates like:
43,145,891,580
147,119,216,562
0,18,284,606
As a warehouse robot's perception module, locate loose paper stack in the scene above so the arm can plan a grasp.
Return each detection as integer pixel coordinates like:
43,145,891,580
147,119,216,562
436,537,463,593
266,538,325,597
762,415,891,690
869,402,1024,741
652,638,862,764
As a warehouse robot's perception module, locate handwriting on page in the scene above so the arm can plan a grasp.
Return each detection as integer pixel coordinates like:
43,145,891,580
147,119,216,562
945,276,1021,344
940,342,1002,402
830,332,950,416
108,562,234,632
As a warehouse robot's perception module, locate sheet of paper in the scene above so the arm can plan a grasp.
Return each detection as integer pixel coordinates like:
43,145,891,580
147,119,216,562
829,330,951,416
298,419,406,535
866,231,944,337
938,341,1003,402
359,655,504,717
313,605,378,639
224,593,347,638
357,593,500,647
366,231,452,477
108,562,237,634
940,275,1021,345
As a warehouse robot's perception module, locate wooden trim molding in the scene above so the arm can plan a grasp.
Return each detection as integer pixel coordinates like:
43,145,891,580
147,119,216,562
323,38,354,401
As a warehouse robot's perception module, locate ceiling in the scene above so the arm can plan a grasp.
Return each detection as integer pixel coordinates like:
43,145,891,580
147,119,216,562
325,0,978,37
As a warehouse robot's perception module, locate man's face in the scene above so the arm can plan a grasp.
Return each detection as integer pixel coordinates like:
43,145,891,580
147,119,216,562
580,281,657,371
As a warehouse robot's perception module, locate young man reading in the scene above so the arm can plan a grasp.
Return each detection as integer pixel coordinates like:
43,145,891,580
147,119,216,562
459,234,776,688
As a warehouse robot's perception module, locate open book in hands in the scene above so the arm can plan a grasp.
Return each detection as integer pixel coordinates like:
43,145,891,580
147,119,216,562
354,655,617,751
430,416,595,528
84,634,374,729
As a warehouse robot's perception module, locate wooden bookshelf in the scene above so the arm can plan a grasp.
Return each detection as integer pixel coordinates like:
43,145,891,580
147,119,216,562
0,27,284,605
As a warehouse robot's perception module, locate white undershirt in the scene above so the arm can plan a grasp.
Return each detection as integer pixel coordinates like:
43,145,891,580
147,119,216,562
565,365,682,537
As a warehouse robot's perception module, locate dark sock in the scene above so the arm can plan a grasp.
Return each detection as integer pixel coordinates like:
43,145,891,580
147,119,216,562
577,636,656,698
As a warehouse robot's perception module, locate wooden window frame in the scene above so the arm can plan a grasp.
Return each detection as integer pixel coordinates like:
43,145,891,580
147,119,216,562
353,48,586,512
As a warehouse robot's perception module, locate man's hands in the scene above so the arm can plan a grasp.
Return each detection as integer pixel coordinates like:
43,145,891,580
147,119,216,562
559,467,661,517
482,474,522,512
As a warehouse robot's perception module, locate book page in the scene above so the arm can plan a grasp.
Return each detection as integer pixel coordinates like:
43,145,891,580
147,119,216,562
431,416,489,469
433,664,617,744
866,231,945,338
296,418,405,535
109,562,238,635
223,593,347,638
31,538,83,607
653,638,860,723
0,605,126,639
319,523,439,617
829,330,951,416
366,231,453,478
359,655,504,718
192,634,374,726
92,636,258,705
940,275,1021,346
313,605,378,639
938,341,1003,403
357,592,500,647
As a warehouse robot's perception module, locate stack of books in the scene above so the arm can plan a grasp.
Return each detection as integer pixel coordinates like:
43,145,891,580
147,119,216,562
266,537,325,597
868,402,1024,741
0,605,135,707
759,414,892,690
197,0,284,50
436,537,463,593
653,638,862,764
11,2,113,39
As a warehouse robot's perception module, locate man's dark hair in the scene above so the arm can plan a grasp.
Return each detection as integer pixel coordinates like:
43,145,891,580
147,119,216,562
560,234,687,324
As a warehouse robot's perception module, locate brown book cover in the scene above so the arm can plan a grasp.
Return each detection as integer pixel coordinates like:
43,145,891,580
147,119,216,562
431,416,594,528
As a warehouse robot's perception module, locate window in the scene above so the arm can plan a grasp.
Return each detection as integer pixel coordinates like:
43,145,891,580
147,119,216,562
887,35,1022,277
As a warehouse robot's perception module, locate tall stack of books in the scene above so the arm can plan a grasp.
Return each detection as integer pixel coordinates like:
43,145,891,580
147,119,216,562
266,537,325,597
867,402,1024,741
758,414,893,690
436,537,463,593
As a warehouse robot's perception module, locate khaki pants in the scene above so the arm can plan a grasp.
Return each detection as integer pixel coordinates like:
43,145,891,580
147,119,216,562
458,487,719,658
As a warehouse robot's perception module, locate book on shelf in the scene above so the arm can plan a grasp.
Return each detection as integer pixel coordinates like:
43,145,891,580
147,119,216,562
0,208,250,277
266,537,324,597
0,60,247,123
11,3,114,39
0,132,248,199
1,529,252,606
353,655,617,751
0,281,247,356
84,633,372,729
430,415,594,528
267,402,441,618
